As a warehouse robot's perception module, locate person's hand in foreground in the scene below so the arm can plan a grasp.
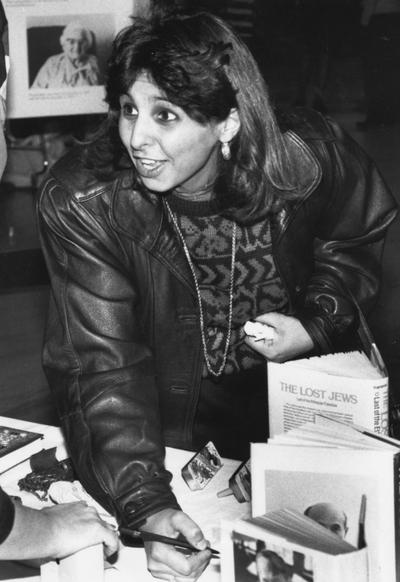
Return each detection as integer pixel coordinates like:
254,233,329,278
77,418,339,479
141,508,212,581
0,500,119,561
245,312,314,362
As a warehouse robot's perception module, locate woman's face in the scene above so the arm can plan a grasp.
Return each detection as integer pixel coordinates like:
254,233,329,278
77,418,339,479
118,73,224,195
61,29,88,64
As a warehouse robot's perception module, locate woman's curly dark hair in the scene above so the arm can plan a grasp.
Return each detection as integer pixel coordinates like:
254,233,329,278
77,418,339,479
85,12,298,224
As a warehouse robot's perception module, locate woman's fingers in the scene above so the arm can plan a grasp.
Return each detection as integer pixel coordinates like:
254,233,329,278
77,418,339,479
147,542,211,580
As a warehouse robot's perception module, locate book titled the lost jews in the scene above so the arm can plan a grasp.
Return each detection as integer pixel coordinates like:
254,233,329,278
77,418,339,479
249,415,400,582
268,346,388,437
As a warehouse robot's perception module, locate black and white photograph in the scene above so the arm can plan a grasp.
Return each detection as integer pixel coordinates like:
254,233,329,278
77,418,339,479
1,0,400,581
27,15,113,90
261,470,374,550
231,531,313,582
4,0,134,117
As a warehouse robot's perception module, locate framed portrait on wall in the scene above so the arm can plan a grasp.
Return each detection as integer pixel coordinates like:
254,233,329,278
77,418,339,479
3,0,140,118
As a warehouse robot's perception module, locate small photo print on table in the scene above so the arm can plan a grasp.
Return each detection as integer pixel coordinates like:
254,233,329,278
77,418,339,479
181,441,223,490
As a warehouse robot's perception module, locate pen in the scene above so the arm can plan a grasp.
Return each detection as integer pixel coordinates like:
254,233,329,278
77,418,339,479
119,528,220,557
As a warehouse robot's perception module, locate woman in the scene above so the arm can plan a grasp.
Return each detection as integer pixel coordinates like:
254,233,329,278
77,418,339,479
38,11,397,581
31,21,101,89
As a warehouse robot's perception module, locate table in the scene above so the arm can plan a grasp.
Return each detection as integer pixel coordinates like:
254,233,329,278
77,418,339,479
0,417,251,582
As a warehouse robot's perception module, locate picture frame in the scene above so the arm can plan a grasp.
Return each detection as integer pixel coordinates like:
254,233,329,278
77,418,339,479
3,0,137,118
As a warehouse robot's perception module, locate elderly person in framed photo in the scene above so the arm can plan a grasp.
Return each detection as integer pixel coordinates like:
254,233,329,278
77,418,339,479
31,20,101,89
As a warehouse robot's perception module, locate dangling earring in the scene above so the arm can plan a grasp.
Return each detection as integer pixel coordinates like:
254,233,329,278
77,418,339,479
221,141,231,161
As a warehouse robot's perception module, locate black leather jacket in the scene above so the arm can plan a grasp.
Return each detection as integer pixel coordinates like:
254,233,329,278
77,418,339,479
37,110,397,531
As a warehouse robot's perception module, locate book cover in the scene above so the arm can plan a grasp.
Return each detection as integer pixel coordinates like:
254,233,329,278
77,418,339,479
0,424,44,474
251,418,400,582
220,515,368,582
0,425,43,457
268,349,388,437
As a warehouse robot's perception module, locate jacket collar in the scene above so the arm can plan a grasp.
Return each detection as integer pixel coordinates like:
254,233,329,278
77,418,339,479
284,130,322,198
111,130,321,289
110,173,195,292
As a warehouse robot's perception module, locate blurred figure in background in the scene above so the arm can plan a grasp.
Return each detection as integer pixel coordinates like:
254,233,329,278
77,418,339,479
293,0,339,113
358,0,400,129
0,0,8,178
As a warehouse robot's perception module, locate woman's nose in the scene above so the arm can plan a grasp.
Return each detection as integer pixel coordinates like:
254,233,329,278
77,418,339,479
130,116,153,150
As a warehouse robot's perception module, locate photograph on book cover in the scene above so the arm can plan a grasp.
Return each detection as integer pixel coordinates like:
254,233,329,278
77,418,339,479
262,470,376,552
251,441,399,582
231,530,313,582
0,425,42,457
3,0,136,118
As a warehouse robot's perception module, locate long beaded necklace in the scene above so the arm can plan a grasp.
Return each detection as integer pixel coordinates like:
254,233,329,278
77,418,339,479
164,199,237,377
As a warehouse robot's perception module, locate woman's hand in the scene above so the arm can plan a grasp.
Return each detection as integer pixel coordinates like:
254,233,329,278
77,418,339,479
140,508,212,581
42,501,119,559
244,312,314,362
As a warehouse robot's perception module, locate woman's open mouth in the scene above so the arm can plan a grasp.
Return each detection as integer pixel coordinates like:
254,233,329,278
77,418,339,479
134,157,166,178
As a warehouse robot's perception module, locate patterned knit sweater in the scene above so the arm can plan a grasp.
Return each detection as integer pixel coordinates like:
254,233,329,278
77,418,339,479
167,195,288,376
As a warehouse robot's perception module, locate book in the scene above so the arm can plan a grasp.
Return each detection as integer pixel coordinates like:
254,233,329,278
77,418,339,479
250,415,400,582
220,509,368,582
0,423,44,474
0,416,63,485
267,346,388,437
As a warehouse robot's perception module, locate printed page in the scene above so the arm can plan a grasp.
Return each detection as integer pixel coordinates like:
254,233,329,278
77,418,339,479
283,350,383,379
268,360,389,436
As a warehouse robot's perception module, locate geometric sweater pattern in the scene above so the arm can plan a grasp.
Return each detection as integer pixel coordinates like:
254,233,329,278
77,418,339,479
167,195,288,376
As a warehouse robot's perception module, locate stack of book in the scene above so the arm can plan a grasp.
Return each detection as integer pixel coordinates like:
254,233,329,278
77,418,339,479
221,416,400,582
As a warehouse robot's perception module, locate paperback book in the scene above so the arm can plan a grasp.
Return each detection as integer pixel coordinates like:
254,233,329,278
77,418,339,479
250,415,400,582
268,346,388,437
220,508,368,582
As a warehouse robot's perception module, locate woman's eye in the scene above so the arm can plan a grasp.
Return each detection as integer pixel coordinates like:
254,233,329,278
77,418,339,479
121,103,137,118
156,109,177,123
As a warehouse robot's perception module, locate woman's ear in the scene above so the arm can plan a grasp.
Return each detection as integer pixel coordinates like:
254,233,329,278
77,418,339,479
218,108,241,143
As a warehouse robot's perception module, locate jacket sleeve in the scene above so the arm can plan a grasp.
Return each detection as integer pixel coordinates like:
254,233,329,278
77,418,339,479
0,487,15,544
293,117,398,353
37,175,180,531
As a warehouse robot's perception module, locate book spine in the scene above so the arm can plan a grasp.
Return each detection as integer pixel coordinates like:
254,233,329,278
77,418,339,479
394,453,400,582
373,379,389,435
